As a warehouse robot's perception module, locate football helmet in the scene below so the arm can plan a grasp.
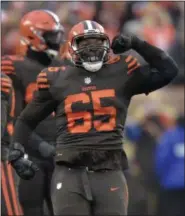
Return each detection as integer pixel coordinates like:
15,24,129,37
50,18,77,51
68,20,110,72
20,10,64,57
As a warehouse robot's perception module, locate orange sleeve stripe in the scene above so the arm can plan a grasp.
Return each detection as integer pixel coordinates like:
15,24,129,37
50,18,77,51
127,63,141,74
1,87,10,94
37,84,50,89
7,123,14,136
125,55,133,63
107,56,121,64
1,81,12,88
1,60,13,65
38,72,47,77
1,77,11,82
47,67,60,72
37,78,48,83
10,88,15,117
1,66,14,71
128,58,138,69
2,71,15,75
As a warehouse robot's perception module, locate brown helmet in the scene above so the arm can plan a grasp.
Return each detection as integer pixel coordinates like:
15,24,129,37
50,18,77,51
20,10,64,55
68,20,110,72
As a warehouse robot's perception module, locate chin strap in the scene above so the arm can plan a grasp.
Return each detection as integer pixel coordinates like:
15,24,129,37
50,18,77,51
82,61,103,72
45,49,59,58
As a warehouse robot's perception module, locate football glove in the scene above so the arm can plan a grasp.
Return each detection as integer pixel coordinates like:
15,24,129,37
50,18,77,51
111,34,143,54
8,143,39,180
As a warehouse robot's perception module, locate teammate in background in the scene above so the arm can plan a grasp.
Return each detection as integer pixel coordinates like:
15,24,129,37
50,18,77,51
9,20,178,215
1,73,23,216
1,73,14,138
2,10,67,216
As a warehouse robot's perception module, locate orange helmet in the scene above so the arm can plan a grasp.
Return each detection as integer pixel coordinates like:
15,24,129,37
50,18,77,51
68,20,110,72
20,10,64,56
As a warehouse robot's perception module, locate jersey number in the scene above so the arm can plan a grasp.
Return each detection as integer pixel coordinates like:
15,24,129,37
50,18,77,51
64,89,116,133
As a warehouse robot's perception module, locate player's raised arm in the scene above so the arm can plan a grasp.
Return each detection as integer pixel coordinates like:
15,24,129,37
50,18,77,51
8,70,57,180
111,34,179,96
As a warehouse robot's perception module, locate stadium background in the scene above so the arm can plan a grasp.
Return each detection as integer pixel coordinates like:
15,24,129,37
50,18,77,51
1,1,184,215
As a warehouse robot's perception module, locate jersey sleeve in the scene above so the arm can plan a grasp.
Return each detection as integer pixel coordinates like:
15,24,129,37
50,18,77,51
1,56,16,76
123,47,178,97
1,55,25,113
122,54,147,96
12,69,57,148
1,73,14,137
1,55,24,77
1,73,13,97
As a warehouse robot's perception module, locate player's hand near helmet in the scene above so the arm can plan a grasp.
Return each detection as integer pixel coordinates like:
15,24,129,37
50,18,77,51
111,34,144,54
8,143,39,180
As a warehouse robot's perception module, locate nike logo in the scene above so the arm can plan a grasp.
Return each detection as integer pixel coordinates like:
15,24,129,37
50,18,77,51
110,187,119,192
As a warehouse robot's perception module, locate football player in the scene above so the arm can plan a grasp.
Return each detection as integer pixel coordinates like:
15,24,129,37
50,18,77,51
1,72,23,216
9,20,178,215
1,10,68,216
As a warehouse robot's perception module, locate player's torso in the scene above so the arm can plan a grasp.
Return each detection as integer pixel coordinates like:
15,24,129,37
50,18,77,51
49,56,132,150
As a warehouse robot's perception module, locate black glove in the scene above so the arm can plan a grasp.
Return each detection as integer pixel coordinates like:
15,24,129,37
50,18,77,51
8,143,39,180
111,34,143,54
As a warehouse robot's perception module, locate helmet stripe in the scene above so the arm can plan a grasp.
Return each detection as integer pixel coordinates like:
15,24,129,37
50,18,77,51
86,20,93,30
43,10,60,24
83,21,89,30
91,21,97,30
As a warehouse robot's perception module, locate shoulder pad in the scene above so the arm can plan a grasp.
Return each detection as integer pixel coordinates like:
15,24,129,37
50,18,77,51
1,73,12,95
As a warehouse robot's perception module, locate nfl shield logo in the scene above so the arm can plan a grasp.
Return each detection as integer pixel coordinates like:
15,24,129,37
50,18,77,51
84,77,91,84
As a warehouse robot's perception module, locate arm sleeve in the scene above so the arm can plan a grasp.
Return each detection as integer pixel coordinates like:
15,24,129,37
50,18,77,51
12,71,57,150
1,74,13,138
124,41,179,96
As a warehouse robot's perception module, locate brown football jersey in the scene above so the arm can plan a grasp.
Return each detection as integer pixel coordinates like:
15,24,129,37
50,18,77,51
15,52,164,155
42,53,150,151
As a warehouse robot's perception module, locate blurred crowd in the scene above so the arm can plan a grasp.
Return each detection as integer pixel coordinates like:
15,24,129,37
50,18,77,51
1,1,184,216
1,1,184,83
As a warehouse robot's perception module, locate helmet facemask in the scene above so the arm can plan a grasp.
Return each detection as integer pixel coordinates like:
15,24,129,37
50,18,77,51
72,34,110,72
22,27,65,58
42,28,65,58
